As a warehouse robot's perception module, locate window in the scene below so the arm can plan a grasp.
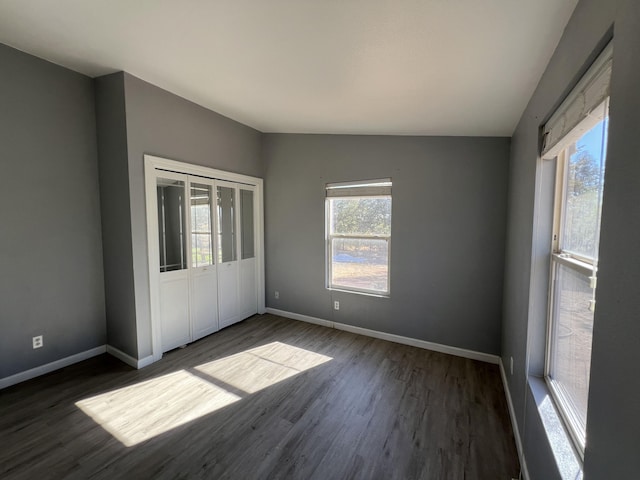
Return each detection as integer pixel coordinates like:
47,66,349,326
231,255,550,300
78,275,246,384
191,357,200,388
542,44,612,455
326,179,392,295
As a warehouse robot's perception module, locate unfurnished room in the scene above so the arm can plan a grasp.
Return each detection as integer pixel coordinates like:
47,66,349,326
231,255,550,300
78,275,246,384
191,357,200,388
1,1,639,479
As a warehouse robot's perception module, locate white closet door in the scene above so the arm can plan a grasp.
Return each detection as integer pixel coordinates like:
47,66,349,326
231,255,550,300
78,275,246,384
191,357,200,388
160,273,190,351
238,187,258,319
157,174,190,352
189,180,219,340
216,181,241,328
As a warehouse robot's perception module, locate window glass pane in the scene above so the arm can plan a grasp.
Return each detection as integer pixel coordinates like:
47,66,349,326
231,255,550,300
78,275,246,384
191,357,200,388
240,189,254,259
331,238,389,293
217,185,236,263
330,197,391,236
561,115,608,259
549,263,594,439
191,183,213,267
157,178,186,272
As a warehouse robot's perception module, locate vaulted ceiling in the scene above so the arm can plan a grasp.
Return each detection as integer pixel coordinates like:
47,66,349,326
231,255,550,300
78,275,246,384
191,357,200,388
0,0,578,135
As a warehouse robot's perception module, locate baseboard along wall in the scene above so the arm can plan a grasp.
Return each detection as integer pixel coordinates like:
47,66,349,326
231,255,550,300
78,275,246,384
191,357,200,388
499,360,530,480
0,344,155,390
0,345,107,390
106,345,154,369
265,308,500,364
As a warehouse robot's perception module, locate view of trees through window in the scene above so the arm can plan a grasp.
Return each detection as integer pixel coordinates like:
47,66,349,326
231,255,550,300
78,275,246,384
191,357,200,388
329,197,391,294
563,119,607,259
331,198,391,235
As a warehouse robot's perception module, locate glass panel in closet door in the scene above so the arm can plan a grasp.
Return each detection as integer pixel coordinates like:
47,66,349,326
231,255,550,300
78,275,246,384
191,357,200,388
240,189,255,259
190,183,214,268
217,185,237,263
157,178,187,272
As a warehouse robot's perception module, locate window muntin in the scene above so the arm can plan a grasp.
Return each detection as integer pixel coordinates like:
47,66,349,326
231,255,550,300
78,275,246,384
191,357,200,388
545,101,608,454
326,180,391,295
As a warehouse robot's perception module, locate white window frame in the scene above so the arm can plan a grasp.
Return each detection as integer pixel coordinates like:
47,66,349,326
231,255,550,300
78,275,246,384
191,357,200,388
543,104,609,459
325,180,392,297
545,150,594,456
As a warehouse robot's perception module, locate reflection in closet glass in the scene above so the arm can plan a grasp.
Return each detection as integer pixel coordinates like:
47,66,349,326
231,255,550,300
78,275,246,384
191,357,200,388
217,186,236,263
191,183,213,267
240,189,255,259
157,178,187,272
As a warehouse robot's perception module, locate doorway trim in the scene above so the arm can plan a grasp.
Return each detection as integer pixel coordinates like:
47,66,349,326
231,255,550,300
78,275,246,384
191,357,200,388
144,154,265,362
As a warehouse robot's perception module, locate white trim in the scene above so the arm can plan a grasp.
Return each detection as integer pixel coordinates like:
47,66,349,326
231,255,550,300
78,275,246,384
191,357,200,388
144,154,265,363
326,195,392,297
266,308,334,328
256,181,266,315
137,354,155,369
0,346,106,390
145,154,263,186
106,345,154,369
265,308,500,364
326,178,392,189
499,360,530,480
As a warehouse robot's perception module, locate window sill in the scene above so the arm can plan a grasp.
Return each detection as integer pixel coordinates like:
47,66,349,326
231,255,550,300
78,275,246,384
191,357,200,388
528,376,583,480
328,287,390,299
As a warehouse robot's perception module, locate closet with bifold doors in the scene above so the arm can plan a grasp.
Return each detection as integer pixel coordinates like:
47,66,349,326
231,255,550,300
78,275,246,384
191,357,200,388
147,155,264,356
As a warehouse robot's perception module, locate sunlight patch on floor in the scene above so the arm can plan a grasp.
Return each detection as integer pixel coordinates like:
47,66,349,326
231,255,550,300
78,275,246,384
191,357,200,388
76,342,332,447
76,370,240,446
194,341,333,394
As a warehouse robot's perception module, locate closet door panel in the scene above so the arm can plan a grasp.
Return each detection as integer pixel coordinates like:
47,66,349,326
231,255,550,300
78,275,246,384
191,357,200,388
160,273,190,351
157,175,190,352
189,181,218,340
238,258,257,319
238,188,257,319
191,266,218,339
216,182,240,328
218,262,239,328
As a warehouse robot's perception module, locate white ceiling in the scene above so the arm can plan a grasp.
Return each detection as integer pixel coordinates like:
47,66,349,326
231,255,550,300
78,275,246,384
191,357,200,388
0,0,578,136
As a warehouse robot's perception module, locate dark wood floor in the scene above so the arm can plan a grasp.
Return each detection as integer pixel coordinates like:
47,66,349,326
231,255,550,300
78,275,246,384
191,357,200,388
0,314,519,479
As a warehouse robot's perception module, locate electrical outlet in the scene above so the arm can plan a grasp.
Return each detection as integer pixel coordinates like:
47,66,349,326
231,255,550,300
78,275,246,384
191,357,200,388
334,301,339,310
510,356,513,376
33,335,43,349
274,291,279,299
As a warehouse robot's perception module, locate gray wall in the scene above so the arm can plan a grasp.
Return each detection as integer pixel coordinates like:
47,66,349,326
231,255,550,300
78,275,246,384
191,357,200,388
263,134,509,355
584,0,640,477
95,72,138,357
97,73,262,359
0,44,105,378
502,0,640,477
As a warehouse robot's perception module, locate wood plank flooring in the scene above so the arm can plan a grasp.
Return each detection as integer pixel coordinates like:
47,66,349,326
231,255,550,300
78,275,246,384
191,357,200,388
0,314,520,479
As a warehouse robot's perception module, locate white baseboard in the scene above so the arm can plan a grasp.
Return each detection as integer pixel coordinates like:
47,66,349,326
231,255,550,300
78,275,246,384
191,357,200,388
266,308,333,328
0,345,106,390
499,360,530,480
265,308,500,365
106,345,154,369
137,355,155,369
